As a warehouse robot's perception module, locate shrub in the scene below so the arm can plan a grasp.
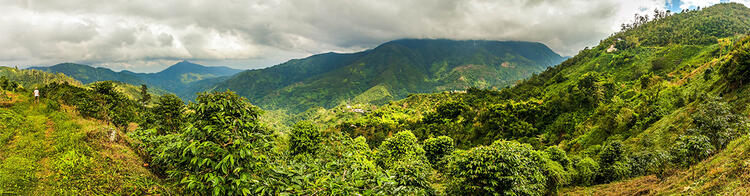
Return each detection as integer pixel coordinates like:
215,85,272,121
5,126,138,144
151,94,185,134
423,136,454,166
388,159,434,195
598,140,626,166
598,140,630,182
545,146,571,169
690,97,749,149
290,121,322,156
574,157,599,186
45,99,60,112
600,161,631,183
538,153,572,193
374,131,433,193
720,36,750,87
669,134,714,167
375,130,426,169
628,150,669,176
447,140,547,195
164,91,272,195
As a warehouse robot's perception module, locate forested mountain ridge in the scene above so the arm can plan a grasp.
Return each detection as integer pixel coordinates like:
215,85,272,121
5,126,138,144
213,39,565,113
28,61,242,98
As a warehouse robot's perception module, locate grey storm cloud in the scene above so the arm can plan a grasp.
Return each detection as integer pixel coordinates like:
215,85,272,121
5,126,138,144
0,0,684,72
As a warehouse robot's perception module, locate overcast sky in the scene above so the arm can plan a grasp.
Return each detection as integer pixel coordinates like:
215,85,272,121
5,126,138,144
0,0,746,72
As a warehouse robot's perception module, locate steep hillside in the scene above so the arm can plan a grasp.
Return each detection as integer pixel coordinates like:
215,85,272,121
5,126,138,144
0,69,173,194
0,66,81,88
28,61,242,98
215,39,565,112
563,135,750,195
295,2,750,193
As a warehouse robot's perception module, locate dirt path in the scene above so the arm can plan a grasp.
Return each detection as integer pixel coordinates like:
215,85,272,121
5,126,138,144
33,119,56,192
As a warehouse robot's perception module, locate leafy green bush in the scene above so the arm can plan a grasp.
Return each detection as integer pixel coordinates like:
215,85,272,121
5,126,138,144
628,150,669,176
598,140,631,182
161,91,272,195
388,159,434,195
574,157,599,186
374,131,433,193
447,140,546,195
545,146,571,169
600,161,631,183
45,99,61,112
669,134,714,167
690,97,749,149
537,152,572,193
423,136,454,166
289,121,322,156
375,130,427,168
151,94,185,134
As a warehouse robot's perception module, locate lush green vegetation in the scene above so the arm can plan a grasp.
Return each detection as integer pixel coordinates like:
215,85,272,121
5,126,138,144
4,3,750,195
0,70,171,194
214,39,565,113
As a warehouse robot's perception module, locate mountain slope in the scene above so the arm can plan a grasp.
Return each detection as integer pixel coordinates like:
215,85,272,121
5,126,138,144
0,68,173,194
28,61,242,98
214,39,565,112
311,2,750,193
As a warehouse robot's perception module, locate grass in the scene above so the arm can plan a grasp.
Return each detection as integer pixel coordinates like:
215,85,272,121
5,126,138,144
0,93,173,194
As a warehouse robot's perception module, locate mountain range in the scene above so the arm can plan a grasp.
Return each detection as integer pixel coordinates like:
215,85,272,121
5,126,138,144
28,61,242,97
29,39,565,113
210,39,565,112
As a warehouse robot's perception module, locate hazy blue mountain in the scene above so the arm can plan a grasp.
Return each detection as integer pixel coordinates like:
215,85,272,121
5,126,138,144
29,61,243,97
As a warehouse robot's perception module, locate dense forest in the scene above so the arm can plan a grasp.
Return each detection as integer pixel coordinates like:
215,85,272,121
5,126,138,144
3,2,750,195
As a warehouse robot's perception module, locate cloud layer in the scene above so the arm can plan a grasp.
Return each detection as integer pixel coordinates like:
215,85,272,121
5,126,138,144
0,0,738,72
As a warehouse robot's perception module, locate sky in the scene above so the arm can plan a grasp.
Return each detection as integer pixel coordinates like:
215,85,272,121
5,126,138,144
0,0,747,72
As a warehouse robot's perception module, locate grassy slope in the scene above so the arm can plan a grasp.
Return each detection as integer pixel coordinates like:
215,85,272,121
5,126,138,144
0,92,172,194
563,135,750,195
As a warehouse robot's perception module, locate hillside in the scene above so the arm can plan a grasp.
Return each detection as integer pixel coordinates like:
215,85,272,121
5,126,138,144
305,2,750,193
213,39,565,113
0,69,173,194
29,61,242,99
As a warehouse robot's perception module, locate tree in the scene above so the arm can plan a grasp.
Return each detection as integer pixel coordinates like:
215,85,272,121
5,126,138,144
447,140,546,195
289,121,322,156
152,94,185,134
91,81,138,128
139,84,151,105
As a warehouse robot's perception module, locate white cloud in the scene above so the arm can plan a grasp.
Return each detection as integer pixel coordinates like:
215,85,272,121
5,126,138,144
0,0,725,72
730,0,750,7
680,0,721,9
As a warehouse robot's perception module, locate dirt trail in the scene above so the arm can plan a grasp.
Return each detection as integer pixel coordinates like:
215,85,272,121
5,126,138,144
35,120,55,185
